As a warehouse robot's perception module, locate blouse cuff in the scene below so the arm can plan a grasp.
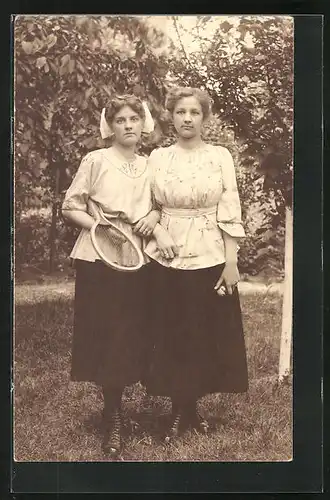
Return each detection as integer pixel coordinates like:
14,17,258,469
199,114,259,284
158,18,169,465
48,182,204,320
62,199,88,212
218,222,246,238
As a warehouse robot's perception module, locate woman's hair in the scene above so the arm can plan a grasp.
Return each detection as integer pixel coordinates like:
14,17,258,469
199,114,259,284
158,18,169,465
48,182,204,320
105,94,146,124
165,87,212,119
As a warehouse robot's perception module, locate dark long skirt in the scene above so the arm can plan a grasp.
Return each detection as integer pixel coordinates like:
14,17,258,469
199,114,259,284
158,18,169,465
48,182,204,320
71,259,150,387
145,261,249,400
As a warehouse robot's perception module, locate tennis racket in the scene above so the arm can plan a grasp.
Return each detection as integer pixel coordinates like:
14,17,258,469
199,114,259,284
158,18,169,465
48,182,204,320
88,199,145,272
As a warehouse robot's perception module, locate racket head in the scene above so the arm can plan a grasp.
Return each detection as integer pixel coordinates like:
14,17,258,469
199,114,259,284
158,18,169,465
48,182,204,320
90,219,144,272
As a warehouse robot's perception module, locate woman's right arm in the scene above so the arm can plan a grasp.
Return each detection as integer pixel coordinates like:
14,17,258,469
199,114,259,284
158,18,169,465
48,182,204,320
145,148,179,259
61,153,95,230
62,210,94,230
152,223,178,260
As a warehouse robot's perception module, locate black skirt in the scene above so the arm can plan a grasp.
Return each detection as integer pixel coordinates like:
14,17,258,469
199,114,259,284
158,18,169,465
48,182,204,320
145,261,249,399
71,259,150,386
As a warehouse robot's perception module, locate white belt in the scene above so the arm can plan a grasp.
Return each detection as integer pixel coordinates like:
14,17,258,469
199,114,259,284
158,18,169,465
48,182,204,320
162,206,217,218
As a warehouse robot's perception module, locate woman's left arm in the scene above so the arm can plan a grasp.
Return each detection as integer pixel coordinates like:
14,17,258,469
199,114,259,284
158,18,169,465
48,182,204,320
214,232,240,295
133,209,160,236
133,149,161,237
214,147,245,295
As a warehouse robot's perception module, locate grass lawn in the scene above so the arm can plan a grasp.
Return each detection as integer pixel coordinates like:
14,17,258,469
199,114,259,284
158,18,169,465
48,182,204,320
13,289,292,462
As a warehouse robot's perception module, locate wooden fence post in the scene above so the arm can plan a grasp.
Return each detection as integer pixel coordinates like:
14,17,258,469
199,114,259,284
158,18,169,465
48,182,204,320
278,206,293,381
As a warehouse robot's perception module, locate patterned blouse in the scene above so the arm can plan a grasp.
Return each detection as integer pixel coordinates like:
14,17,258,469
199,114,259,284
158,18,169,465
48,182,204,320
62,148,152,265
144,143,245,270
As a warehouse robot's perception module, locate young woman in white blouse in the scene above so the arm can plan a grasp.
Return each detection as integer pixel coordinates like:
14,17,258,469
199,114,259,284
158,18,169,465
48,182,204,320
62,95,159,458
144,87,249,441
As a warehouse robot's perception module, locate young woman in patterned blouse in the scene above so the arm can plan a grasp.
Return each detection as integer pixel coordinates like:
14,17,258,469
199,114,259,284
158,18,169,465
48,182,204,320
144,87,249,442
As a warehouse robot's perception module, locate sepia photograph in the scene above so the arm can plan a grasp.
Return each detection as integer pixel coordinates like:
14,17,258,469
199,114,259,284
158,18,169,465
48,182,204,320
13,14,293,463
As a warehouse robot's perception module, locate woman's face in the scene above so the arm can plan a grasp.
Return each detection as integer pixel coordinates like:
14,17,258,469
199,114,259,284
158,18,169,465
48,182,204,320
111,105,143,147
172,96,204,139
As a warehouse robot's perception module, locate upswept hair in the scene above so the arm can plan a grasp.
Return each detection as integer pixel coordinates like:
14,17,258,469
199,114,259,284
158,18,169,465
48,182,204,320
104,94,146,124
165,87,212,119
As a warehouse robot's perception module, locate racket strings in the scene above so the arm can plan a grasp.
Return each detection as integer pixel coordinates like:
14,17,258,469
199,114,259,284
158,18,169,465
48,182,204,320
96,224,126,251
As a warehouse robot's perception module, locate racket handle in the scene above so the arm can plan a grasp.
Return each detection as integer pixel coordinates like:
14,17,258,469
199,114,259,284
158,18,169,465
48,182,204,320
88,199,115,225
87,199,101,222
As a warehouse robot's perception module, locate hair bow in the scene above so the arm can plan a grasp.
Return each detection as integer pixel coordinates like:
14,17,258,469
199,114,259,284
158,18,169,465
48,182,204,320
100,108,113,139
141,101,155,134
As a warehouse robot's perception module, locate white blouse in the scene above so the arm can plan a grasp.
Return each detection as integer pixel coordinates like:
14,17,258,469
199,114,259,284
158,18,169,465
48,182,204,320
62,148,152,264
144,143,245,270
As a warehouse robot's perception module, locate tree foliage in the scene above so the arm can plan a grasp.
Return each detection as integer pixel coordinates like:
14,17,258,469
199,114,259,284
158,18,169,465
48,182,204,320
169,15,293,209
167,15,293,277
14,15,169,272
14,15,291,278
15,15,168,214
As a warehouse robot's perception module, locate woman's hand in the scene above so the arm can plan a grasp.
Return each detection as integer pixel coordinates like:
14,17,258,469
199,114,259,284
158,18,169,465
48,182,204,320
153,224,178,260
133,210,160,237
214,262,240,296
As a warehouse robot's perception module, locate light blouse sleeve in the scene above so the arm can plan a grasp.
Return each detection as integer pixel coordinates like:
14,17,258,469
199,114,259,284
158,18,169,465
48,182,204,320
216,147,246,238
62,152,95,212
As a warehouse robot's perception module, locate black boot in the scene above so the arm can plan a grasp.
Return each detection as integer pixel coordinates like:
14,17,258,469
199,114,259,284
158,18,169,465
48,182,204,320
184,401,209,434
164,399,185,443
165,398,209,442
102,407,122,457
102,385,123,458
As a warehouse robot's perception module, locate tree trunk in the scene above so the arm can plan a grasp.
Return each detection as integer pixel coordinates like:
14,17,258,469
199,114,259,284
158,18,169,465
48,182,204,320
48,166,60,273
278,206,293,381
